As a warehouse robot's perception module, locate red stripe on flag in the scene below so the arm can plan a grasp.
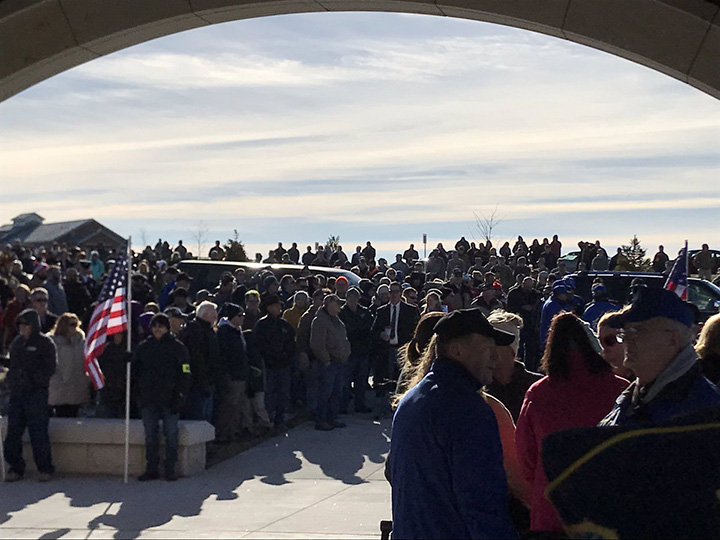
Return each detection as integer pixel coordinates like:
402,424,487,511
84,285,128,391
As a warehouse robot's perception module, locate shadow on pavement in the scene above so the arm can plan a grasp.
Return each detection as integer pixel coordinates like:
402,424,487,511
0,417,390,539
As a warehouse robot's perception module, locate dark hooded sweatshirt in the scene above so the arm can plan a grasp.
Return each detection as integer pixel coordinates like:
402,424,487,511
7,309,57,393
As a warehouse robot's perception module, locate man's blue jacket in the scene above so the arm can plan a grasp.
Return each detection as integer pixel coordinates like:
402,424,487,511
389,358,516,539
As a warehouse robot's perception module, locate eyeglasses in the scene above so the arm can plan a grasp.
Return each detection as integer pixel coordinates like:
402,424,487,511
616,326,674,343
601,335,619,347
32,297,48,303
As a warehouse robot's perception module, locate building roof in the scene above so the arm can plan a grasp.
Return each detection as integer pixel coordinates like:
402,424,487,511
0,215,124,247
13,212,44,223
22,219,93,244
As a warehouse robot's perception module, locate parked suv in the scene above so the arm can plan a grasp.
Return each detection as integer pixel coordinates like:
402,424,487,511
568,271,720,323
177,260,361,295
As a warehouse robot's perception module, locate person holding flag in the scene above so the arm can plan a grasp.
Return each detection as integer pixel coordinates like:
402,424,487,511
664,240,689,300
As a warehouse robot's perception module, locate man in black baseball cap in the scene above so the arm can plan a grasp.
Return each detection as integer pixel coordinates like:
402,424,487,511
432,307,515,385
389,308,517,539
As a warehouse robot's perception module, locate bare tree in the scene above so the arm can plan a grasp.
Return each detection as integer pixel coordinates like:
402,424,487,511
473,205,504,245
190,221,209,259
138,227,148,247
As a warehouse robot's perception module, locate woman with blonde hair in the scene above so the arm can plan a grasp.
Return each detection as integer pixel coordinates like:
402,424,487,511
49,313,90,417
697,313,720,384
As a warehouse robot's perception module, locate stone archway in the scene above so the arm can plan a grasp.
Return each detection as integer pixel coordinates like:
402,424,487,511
1,0,719,102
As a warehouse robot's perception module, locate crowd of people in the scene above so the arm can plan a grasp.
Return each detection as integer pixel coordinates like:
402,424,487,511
1,234,719,536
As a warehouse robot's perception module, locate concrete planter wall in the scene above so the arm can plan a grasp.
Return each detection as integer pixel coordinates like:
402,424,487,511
0,417,215,477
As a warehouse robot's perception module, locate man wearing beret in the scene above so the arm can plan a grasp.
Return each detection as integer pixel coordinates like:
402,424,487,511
389,308,517,539
600,287,720,426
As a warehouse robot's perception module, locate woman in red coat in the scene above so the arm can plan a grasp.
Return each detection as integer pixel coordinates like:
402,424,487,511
515,313,629,533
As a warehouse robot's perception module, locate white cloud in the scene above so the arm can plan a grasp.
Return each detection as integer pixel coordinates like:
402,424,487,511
0,13,718,255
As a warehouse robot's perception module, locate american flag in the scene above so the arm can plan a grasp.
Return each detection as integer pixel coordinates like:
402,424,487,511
84,255,129,390
664,241,688,301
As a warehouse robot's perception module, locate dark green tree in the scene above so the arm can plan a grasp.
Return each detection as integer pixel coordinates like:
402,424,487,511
224,230,249,262
621,235,652,271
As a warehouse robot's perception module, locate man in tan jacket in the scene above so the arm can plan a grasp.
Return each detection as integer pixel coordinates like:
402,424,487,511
310,294,351,431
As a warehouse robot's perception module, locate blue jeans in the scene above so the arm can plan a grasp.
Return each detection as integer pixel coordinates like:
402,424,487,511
317,362,344,424
342,353,369,410
141,406,179,475
3,390,54,475
182,390,213,422
265,365,292,425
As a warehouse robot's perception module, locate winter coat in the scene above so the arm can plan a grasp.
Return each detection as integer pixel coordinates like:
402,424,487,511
297,305,320,356
600,347,720,428
338,303,373,356
132,332,191,411
97,340,132,407
49,331,90,406
64,280,93,321
310,308,351,365
179,318,220,395
7,309,57,393
217,319,249,382
243,330,265,395
390,358,516,538
253,315,296,369
44,279,69,317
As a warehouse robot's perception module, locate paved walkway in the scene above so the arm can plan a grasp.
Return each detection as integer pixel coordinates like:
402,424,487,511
0,417,391,539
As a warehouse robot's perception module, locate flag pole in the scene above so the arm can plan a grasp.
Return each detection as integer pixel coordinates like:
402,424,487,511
124,236,133,484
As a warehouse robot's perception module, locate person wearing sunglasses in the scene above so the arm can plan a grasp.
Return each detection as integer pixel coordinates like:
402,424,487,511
600,287,720,427
29,288,57,334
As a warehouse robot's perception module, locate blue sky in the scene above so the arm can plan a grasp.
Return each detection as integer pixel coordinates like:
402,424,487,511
1,12,718,261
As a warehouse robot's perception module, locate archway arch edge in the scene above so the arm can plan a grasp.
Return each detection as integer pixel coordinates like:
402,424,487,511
1,0,718,101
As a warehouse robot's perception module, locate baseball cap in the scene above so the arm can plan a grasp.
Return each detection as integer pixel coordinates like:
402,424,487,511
563,276,576,290
552,281,569,294
164,307,187,320
219,302,244,319
433,308,515,346
607,287,695,328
